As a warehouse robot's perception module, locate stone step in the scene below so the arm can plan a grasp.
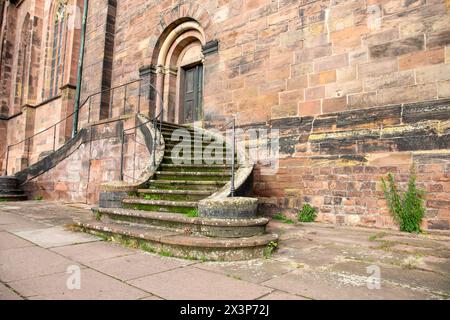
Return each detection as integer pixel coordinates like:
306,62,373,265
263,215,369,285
161,163,232,169
162,156,237,165
160,122,195,130
0,189,24,195
75,219,278,261
161,128,196,135
164,141,227,148
155,171,231,177
148,179,226,186
138,189,212,196
122,197,198,214
0,194,28,201
138,189,212,201
159,163,233,172
95,207,269,238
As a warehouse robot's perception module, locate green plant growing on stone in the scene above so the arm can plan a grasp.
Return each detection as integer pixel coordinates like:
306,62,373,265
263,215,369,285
160,249,173,257
34,195,43,201
140,242,156,253
94,210,102,221
186,209,199,217
273,213,294,224
381,169,425,233
298,203,317,222
368,232,386,242
263,241,278,258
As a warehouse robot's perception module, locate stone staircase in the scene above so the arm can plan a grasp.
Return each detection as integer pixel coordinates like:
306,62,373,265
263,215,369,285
76,121,278,261
0,176,27,201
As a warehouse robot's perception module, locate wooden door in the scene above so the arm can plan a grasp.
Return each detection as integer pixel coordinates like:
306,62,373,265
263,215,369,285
181,64,203,123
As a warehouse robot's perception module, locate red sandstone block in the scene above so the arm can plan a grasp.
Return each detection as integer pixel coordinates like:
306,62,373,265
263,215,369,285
294,44,332,63
376,83,437,105
309,70,337,87
291,62,314,77
348,92,377,109
322,96,347,113
305,86,325,100
314,53,348,72
358,59,398,78
279,89,304,105
399,48,445,70
298,100,321,116
287,75,308,90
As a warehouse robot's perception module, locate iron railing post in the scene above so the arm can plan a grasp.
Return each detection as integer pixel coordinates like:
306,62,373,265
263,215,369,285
26,137,31,168
87,96,92,124
5,146,10,176
123,84,127,116
137,80,141,114
52,125,57,151
119,130,125,181
108,88,114,118
230,118,235,197
152,119,156,167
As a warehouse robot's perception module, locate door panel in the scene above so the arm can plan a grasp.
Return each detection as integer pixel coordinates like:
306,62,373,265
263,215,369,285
182,64,203,123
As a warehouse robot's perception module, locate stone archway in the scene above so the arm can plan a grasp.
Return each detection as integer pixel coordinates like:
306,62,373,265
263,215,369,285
153,20,206,124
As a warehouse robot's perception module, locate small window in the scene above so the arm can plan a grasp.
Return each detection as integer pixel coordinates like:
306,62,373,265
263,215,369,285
49,3,66,97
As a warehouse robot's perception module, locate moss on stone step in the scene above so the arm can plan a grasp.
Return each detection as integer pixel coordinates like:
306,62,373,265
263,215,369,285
123,202,197,215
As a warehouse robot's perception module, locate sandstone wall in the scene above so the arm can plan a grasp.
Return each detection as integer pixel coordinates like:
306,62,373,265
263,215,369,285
87,0,449,230
22,116,151,204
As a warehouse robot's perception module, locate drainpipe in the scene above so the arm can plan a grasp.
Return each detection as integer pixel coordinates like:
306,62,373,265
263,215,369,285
72,0,89,138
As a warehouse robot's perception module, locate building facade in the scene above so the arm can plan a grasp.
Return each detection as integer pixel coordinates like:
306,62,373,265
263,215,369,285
1,0,450,230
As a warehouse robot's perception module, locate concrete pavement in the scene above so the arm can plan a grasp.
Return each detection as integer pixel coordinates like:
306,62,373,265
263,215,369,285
0,201,449,300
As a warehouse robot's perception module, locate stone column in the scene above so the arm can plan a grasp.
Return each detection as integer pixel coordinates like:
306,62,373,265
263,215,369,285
59,84,76,146
17,105,36,170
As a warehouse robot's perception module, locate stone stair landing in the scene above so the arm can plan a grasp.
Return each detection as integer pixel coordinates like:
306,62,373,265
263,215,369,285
76,121,278,261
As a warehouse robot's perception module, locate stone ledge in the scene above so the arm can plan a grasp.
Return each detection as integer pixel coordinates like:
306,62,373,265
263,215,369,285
96,207,269,238
198,197,259,219
75,220,278,261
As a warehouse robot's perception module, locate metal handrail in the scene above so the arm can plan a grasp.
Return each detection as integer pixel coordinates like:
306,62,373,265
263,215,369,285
219,117,236,197
2,77,154,176
119,83,164,182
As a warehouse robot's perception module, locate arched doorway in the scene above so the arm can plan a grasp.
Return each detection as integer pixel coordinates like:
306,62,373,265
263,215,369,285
153,20,205,124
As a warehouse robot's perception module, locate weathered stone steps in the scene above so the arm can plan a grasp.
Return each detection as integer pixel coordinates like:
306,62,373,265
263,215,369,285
148,179,226,186
160,163,234,172
137,189,212,201
0,176,27,201
122,197,198,214
162,156,237,164
155,171,231,180
95,207,269,238
75,219,278,261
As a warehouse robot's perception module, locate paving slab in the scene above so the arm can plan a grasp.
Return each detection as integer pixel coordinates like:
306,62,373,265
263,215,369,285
128,266,271,300
262,269,438,300
195,259,297,284
139,295,164,300
9,268,148,300
258,290,309,300
0,282,23,300
86,252,194,281
0,246,75,282
331,260,450,297
14,226,99,248
51,241,136,263
272,245,341,268
0,232,34,251
0,212,50,232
